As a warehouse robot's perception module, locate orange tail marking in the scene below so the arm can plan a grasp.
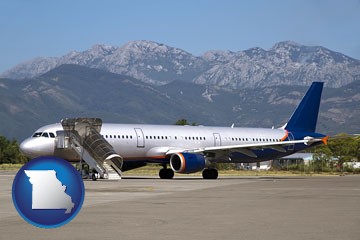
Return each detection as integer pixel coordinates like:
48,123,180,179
322,136,329,145
281,131,289,141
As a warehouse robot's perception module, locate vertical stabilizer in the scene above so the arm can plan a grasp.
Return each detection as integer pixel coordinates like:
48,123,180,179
284,82,324,133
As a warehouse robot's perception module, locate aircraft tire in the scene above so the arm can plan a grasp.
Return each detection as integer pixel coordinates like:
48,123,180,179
210,168,218,179
159,168,174,179
202,168,218,179
92,173,97,181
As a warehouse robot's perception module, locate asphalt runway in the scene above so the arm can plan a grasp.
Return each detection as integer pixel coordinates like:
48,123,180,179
0,172,359,240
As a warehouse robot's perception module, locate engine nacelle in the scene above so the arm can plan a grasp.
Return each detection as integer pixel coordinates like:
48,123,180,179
170,153,206,174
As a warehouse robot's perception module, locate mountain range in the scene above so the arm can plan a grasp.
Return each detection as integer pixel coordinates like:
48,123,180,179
1,63,359,141
2,41,359,89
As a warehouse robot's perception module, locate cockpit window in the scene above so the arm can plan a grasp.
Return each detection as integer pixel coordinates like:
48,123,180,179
42,132,49,138
32,132,55,138
32,132,42,137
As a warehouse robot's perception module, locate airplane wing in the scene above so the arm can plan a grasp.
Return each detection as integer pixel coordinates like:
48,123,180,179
166,137,326,158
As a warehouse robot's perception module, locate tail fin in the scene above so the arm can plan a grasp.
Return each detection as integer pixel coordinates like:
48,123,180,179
284,82,324,133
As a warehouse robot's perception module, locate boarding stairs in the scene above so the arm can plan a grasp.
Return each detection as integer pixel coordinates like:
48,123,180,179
55,118,123,180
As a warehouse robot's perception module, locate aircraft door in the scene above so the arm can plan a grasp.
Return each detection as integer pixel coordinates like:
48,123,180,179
134,128,145,148
213,133,221,146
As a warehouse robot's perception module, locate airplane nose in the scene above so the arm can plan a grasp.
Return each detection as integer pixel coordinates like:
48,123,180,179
19,138,36,157
20,137,55,159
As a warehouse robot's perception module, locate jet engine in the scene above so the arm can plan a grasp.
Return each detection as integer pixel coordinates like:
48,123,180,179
170,153,206,174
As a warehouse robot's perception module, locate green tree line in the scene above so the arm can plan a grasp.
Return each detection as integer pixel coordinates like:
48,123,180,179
309,134,360,172
175,119,198,126
0,136,28,164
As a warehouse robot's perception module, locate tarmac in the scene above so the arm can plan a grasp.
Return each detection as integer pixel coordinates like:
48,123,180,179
0,171,359,240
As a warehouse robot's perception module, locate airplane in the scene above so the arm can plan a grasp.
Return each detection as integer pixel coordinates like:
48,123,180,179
20,82,328,179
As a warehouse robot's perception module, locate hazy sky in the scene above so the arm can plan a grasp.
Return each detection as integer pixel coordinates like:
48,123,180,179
1,0,359,73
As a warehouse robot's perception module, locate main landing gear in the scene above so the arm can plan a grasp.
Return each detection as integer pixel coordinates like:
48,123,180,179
202,168,218,179
158,166,218,180
159,168,174,179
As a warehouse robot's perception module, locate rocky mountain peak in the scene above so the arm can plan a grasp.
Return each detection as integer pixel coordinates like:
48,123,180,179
201,50,236,63
271,41,302,50
1,41,359,89
122,40,168,52
89,44,117,55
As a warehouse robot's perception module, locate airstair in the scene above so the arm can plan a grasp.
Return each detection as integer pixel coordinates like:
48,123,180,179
54,118,123,180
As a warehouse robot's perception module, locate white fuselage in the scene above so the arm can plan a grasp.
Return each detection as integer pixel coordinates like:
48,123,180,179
102,124,287,159
20,122,288,163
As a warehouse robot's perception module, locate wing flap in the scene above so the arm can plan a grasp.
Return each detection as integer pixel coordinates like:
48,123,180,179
166,138,325,157
237,148,257,158
200,139,309,152
192,138,324,154
270,145,286,152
